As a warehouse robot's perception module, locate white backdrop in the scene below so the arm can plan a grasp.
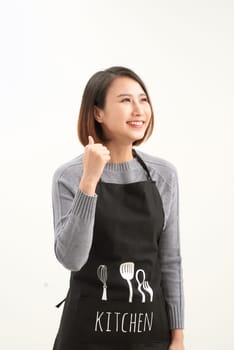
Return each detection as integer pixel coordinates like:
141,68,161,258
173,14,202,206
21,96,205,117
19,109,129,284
0,0,234,349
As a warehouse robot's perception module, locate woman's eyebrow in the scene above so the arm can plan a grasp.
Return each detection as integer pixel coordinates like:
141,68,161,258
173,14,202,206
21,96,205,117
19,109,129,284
116,93,146,97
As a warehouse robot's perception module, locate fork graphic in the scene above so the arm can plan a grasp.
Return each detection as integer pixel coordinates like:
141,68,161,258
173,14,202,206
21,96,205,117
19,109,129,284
143,280,153,302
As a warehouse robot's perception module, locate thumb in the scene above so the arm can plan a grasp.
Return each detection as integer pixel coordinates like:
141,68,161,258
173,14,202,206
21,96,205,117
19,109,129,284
88,135,94,145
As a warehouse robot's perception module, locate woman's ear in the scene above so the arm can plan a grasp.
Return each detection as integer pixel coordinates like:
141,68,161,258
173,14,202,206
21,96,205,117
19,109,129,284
94,106,103,123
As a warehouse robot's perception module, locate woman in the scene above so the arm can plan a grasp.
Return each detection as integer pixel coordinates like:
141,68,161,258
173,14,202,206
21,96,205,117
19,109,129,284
52,66,185,350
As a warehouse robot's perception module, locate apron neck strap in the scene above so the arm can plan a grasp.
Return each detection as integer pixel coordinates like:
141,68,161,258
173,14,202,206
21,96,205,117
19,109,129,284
132,148,153,181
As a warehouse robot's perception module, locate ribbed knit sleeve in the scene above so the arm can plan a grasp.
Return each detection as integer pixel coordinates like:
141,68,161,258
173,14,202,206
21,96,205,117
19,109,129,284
52,171,98,271
158,168,184,329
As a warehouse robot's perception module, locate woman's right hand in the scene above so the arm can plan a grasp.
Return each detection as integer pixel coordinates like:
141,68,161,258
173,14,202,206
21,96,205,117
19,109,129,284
79,136,111,195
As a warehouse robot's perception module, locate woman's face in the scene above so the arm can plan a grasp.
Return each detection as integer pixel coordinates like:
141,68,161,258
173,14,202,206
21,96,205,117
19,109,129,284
95,77,152,145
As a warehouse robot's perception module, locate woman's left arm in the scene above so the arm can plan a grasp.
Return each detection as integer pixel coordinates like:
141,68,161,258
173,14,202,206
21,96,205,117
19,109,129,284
158,167,185,348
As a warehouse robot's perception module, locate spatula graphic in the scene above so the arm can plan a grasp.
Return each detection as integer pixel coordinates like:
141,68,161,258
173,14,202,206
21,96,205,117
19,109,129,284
120,262,135,303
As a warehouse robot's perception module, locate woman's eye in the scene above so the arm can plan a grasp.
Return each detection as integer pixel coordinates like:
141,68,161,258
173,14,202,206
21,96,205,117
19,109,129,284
120,97,148,103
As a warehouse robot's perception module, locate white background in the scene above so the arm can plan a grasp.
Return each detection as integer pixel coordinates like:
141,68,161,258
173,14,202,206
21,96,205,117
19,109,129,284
0,0,234,349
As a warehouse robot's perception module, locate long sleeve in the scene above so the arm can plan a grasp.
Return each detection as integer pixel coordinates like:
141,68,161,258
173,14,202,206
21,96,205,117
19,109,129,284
52,170,98,271
158,168,184,329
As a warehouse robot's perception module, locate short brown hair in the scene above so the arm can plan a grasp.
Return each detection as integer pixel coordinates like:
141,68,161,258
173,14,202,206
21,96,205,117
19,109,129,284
77,66,154,146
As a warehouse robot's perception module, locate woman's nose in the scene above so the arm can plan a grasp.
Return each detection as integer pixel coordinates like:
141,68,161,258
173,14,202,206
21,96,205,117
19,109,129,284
132,101,143,115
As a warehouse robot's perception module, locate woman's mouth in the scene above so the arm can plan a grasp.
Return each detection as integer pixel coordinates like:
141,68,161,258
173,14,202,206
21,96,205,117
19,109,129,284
127,121,145,128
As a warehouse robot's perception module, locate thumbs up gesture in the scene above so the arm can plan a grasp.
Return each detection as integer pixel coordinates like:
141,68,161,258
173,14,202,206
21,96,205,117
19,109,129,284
79,136,111,195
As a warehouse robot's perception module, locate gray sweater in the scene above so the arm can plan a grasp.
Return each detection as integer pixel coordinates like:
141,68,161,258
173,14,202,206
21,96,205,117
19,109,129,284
51,149,184,330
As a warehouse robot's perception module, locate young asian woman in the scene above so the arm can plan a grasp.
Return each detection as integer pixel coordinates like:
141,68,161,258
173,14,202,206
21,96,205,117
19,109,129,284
52,66,185,350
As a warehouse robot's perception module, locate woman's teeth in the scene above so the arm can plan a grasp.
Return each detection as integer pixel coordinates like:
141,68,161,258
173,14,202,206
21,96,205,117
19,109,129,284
127,121,144,126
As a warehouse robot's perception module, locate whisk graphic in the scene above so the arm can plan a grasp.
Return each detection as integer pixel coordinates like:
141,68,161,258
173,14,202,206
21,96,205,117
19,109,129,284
97,265,108,301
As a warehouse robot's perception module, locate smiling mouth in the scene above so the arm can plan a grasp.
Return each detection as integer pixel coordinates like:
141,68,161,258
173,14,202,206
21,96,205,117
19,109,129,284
127,121,145,126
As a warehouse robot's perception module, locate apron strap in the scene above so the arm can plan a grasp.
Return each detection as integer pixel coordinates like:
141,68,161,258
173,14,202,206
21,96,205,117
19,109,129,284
132,148,153,181
55,297,66,308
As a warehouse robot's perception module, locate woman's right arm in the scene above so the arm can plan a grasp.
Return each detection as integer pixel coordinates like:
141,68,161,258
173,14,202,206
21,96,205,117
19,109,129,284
52,136,110,271
52,172,98,271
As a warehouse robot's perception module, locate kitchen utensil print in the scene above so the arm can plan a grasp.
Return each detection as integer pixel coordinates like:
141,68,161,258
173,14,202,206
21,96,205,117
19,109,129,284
97,265,108,301
136,268,153,303
135,269,146,303
143,281,153,302
97,263,153,303
119,262,135,303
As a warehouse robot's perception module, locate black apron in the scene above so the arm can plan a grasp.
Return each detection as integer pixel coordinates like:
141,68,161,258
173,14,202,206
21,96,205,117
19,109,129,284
53,149,172,349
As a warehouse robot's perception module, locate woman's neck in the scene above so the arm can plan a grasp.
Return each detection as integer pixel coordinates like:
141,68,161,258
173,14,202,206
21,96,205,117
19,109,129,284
105,143,134,163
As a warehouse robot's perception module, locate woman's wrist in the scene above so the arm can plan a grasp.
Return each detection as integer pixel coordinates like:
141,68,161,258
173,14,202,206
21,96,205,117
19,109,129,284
171,328,184,341
79,177,97,196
